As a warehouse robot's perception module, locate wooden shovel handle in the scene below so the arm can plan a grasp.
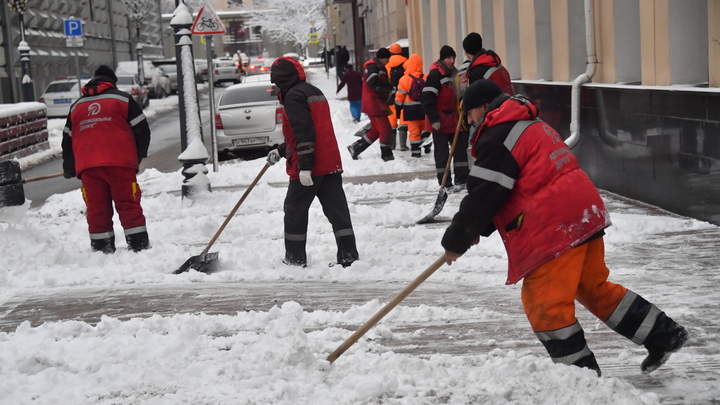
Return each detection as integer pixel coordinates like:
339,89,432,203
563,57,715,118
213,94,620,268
203,162,270,252
327,254,447,364
23,172,64,183
440,113,465,187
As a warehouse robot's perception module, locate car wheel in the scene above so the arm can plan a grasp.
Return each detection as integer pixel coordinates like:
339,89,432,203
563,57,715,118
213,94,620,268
157,88,166,99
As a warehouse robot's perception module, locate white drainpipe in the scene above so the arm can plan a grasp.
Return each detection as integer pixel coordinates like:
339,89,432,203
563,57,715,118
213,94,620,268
565,0,598,149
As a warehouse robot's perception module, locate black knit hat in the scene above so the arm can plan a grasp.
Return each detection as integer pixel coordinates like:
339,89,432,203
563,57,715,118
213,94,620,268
462,32,483,56
462,79,502,113
376,47,391,59
439,45,456,60
94,65,117,83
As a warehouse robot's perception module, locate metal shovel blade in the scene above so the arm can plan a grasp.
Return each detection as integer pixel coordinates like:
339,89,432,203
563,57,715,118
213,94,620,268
0,160,22,186
173,251,219,274
416,187,448,224
0,182,26,208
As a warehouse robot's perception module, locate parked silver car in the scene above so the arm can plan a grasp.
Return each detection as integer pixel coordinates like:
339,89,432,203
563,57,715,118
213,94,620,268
215,81,284,158
115,74,149,109
212,60,242,85
116,61,171,99
151,60,178,94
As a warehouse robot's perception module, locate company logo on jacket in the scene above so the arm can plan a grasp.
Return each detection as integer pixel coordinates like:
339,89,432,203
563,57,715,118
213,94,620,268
79,102,112,131
88,102,102,116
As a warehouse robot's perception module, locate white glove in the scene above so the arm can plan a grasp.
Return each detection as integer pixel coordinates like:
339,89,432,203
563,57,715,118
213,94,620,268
431,121,442,131
299,170,313,186
267,149,281,166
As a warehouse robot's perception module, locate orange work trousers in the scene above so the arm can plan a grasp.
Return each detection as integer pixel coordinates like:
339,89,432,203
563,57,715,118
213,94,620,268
405,120,425,142
521,237,627,333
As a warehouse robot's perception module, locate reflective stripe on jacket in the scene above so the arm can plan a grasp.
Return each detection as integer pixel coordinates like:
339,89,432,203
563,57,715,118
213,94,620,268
442,95,610,285
271,56,343,180
395,54,425,122
421,60,459,133
473,97,610,283
361,58,393,116
63,78,150,175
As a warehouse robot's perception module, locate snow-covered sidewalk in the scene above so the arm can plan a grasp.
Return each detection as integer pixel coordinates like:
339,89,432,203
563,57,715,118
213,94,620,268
1,68,718,404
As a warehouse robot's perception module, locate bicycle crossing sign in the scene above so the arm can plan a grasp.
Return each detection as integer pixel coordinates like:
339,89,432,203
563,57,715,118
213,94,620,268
191,0,226,35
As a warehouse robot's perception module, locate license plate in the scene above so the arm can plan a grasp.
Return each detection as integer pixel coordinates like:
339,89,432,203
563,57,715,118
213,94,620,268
54,99,72,104
233,137,268,146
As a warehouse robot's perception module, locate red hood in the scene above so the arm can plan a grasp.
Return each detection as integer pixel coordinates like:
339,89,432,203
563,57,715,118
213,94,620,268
429,60,452,76
473,51,502,67
81,78,116,96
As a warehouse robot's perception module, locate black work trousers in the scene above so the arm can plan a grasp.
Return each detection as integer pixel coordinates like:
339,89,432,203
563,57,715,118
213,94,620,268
283,172,359,266
432,130,470,186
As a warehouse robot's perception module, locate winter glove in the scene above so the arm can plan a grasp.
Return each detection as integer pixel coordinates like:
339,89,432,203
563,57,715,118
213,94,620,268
431,121,442,131
267,149,281,166
299,170,313,187
63,170,76,179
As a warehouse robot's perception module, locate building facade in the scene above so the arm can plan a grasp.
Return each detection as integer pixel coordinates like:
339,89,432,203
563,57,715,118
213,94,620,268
1,0,167,104
405,0,720,224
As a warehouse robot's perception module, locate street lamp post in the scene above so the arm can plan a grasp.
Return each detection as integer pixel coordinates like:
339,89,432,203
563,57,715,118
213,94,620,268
136,44,145,85
8,0,34,101
172,1,210,200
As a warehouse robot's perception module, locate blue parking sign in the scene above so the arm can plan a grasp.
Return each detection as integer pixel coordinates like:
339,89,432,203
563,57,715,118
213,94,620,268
64,20,82,36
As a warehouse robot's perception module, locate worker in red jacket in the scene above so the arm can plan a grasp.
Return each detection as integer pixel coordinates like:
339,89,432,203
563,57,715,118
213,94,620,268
347,47,396,162
421,45,468,188
267,57,359,268
336,64,363,123
462,32,514,95
442,79,688,377
62,65,151,254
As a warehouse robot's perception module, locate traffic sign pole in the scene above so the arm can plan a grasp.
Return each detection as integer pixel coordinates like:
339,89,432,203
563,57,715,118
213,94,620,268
64,18,84,93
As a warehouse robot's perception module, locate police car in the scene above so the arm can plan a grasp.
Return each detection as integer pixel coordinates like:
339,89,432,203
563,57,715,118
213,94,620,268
38,77,89,118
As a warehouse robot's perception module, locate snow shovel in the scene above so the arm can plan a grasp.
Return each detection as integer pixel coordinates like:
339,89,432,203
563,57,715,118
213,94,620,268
173,162,270,275
416,115,465,224
327,254,447,364
0,160,64,208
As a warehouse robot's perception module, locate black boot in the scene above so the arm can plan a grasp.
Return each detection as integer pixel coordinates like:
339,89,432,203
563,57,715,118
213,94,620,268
397,125,409,151
126,231,151,252
336,234,359,268
347,138,372,160
410,143,421,158
604,291,688,374
390,128,397,150
641,314,689,374
380,145,395,161
284,239,307,267
91,236,116,254
574,353,602,377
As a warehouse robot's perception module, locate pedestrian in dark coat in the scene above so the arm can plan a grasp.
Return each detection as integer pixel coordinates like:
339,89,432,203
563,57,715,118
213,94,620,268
442,79,688,377
336,64,363,122
62,65,151,254
267,57,359,268
336,45,350,79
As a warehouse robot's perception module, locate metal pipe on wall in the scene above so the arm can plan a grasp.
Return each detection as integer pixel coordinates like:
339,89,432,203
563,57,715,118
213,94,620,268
565,0,597,149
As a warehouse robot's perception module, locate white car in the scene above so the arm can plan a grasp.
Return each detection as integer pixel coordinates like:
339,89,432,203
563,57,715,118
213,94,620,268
215,81,284,158
38,77,89,118
212,60,242,85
